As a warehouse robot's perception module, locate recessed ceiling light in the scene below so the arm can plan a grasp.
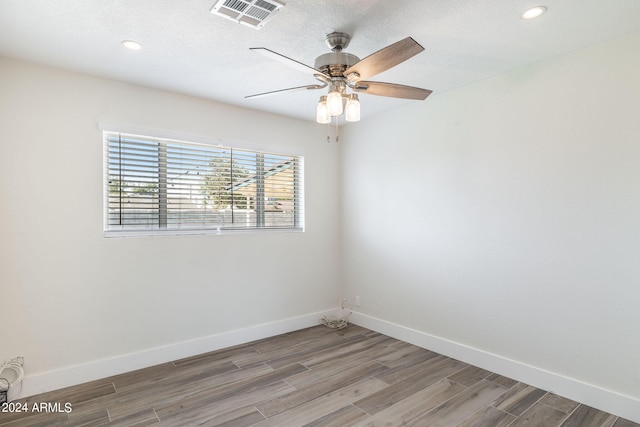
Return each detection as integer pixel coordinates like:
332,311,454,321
522,6,547,20
121,40,142,50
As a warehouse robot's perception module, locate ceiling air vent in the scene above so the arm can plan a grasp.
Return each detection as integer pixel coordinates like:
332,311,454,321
211,0,285,30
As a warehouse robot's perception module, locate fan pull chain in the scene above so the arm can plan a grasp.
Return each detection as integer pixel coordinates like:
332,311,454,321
326,118,340,143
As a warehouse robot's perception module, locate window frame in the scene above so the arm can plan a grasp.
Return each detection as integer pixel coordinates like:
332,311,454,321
102,128,304,237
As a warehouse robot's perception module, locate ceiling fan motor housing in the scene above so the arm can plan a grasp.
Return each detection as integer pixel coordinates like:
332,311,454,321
314,32,360,78
314,52,360,78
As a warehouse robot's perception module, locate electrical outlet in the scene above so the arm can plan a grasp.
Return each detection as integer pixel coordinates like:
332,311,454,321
355,295,361,307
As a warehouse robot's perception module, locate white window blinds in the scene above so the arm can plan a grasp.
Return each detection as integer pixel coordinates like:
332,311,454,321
104,132,304,234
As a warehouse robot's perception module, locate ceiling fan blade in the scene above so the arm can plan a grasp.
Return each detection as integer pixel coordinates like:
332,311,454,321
353,81,432,100
344,37,424,81
250,47,328,79
245,84,325,99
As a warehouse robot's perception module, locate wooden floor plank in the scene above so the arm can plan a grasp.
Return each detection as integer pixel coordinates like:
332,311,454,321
172,342,257,368
448,365,493,386
560,404,618,427
155,380,293,426
64,407,111,426
284,346,391,389
355,358,467,415
200,405,266,427
104,362,275,420
154,363,307,420
232,329,345,368
251,377,387,427
265,334,370,370
492,382,548,416
509,402,570,427
301,333,395,368
406,379,507,426
456,405,516,427
302,404,368,427
374,343,430,368
486,373,519,389
108,407,159,426
255,361,387,418
352,379,466,427
110,362,175,390
539,393,580,414
374,353,449,385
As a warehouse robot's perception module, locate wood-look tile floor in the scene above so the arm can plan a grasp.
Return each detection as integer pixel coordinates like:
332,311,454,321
1,325,638,427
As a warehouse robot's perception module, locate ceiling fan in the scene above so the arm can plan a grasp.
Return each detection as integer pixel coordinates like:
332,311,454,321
245,32,432,123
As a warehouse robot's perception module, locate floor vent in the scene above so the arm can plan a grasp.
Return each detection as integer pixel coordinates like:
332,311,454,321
211,0,285,30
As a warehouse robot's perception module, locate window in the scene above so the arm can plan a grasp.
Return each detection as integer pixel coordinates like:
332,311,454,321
104,131,303,235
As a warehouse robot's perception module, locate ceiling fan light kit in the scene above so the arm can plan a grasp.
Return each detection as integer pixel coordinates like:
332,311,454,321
246,31,432,125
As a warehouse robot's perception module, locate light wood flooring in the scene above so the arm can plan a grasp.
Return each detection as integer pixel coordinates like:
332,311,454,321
1,325,638,427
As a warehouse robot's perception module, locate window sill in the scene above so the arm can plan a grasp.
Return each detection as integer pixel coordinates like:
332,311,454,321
103,227,304,238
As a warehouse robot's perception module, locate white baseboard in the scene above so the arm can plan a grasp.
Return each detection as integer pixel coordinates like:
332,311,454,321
20,309,337,399
350,311,640,424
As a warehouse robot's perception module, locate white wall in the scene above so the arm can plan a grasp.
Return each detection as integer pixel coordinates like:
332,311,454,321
342,31,640,413
0,58,341,393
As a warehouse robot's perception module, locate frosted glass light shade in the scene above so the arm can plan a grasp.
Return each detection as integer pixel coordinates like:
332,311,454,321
345,94,360,122
327,90,343,116
316,96,330,124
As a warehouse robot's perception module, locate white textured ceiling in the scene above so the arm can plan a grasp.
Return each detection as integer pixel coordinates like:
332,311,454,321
1,0,639,121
